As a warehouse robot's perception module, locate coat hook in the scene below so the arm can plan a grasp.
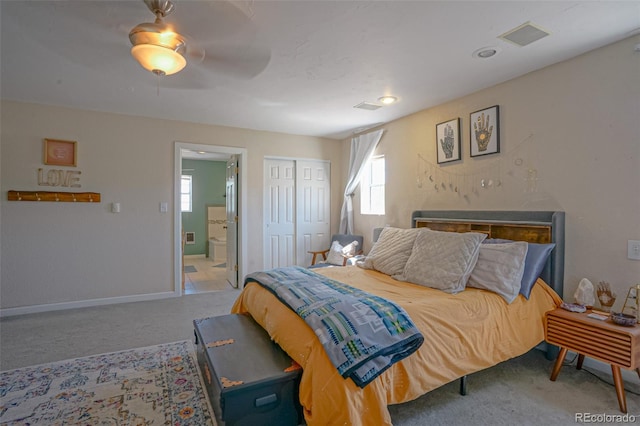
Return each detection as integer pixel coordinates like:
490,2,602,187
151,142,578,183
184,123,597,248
55,193,60,201
36,192,41,201
17,192,22,201
72,194,77,202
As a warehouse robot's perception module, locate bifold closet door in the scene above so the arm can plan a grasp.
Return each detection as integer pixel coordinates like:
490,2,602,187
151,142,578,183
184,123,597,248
296,160,330,266
263,159,330,269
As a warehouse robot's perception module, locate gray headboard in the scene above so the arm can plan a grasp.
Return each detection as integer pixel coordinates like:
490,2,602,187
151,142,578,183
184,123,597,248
409,210,565,299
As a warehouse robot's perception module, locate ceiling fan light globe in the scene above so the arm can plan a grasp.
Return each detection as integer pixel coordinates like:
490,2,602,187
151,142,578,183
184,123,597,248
129,24,186,52
131,44,186,76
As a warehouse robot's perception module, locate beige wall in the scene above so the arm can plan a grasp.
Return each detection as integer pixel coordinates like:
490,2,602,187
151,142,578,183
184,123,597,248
350,35,640,304
0,103,343,311
2,36,638,313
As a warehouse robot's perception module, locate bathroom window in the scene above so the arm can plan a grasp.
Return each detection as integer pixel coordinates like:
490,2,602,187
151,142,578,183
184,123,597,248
181,175,192,212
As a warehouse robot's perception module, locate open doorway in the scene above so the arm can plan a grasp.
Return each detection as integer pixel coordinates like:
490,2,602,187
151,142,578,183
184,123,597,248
174,142,247,295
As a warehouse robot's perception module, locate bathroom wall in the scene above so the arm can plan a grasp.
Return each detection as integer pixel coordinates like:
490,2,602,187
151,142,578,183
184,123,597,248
181,159,226,256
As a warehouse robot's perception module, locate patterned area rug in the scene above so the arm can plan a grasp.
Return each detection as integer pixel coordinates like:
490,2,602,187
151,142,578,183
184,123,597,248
0,341,215,425
184,265,198,273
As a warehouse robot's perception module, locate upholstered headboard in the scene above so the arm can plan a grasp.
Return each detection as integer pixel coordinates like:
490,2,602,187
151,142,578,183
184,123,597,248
409,210,565,299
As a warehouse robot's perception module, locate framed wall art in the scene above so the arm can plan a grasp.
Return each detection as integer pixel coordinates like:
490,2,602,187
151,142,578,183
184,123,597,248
470,105,500,157
44,138,77,167
436,118,461,164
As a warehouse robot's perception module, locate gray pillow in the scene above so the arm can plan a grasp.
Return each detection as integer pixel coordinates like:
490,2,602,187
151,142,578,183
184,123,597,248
402,229,486,293
467,242,528,304
363,227,421,277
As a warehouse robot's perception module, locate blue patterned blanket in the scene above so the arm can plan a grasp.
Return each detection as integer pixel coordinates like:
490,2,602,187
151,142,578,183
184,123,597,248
244,266,424,388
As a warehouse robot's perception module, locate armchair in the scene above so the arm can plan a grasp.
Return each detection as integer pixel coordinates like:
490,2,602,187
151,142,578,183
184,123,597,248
308,234,364,268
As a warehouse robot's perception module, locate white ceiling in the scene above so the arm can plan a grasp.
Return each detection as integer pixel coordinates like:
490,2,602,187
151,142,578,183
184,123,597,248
2,1,639,140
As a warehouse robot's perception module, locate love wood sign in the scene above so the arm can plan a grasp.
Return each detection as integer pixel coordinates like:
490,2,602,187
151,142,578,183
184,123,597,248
37,168,82,188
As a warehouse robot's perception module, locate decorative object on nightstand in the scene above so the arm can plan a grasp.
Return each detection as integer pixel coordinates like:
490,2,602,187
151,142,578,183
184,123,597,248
545,308,640,413
610,312,637,327
574,278,595,307
596,281,616,312
621,285,640,323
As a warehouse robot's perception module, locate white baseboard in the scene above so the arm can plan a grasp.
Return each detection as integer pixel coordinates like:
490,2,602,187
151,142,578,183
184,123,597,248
0,291,180,317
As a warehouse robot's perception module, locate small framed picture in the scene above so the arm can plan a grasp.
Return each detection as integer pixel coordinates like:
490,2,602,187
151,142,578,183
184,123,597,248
436,118,461,164
44,139,77,167
470,105,500,157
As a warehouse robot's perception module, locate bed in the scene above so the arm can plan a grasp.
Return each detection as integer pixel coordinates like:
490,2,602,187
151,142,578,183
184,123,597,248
231,210,565,425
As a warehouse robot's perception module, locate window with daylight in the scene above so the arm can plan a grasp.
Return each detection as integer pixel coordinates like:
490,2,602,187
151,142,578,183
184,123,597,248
181,175,192,212
360,155,385,215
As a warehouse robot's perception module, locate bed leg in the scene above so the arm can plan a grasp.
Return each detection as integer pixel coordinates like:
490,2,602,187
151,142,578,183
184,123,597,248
459,375,467,396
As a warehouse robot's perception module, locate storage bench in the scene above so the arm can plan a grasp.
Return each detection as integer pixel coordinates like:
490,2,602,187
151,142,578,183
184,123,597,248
194,313,302,426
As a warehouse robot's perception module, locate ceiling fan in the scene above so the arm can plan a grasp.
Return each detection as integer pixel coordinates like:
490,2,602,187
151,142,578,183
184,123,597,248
128,0,203,76
2,0,271,88
127,0,271,84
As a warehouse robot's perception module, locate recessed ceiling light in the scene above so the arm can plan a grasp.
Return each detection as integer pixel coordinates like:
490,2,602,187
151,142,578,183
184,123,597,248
378,96,398,105
472,46,501,59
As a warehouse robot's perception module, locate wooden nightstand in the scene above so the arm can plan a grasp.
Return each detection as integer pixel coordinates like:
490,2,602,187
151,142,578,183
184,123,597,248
545,308,640,413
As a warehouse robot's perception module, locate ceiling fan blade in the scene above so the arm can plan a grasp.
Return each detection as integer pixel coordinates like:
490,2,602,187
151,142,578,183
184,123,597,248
183,40,206,64
3,0,273,87
2,1,144,70
196,42,271,79
168,1,262,44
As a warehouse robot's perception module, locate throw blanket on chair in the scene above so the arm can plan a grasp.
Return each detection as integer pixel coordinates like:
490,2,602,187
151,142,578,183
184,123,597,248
244,266,424,387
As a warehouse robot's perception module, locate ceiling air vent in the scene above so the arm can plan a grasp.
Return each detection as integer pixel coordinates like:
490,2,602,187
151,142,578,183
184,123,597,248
354,101,382,111
499,22,550,47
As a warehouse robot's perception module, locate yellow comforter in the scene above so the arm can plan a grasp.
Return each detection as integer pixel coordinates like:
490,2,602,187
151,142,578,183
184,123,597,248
231,266,562,426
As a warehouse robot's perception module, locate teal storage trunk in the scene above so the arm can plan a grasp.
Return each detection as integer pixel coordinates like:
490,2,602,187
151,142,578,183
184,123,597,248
194,314,302,426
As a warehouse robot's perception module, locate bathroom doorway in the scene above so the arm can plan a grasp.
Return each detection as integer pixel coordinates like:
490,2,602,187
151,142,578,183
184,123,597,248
174,142,247,295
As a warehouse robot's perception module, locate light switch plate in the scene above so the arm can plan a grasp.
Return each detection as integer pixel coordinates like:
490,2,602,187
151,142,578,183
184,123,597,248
629,240,640,260
160,202,168,213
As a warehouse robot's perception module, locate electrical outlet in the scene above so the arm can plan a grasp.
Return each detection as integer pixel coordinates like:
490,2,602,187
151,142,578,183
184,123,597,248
629,240,640,260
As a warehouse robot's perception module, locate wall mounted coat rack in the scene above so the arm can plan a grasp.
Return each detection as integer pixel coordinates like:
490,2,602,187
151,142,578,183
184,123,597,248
7,190,101,203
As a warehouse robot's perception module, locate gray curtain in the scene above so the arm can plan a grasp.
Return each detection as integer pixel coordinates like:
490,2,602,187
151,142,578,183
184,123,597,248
339,129,384,234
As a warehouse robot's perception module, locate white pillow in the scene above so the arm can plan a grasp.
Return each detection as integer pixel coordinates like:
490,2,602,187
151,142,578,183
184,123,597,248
325,240,360,265
341,240,359,257
326,240,346,265
402,229,486,293
467,242,528,304
363,227,421,278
